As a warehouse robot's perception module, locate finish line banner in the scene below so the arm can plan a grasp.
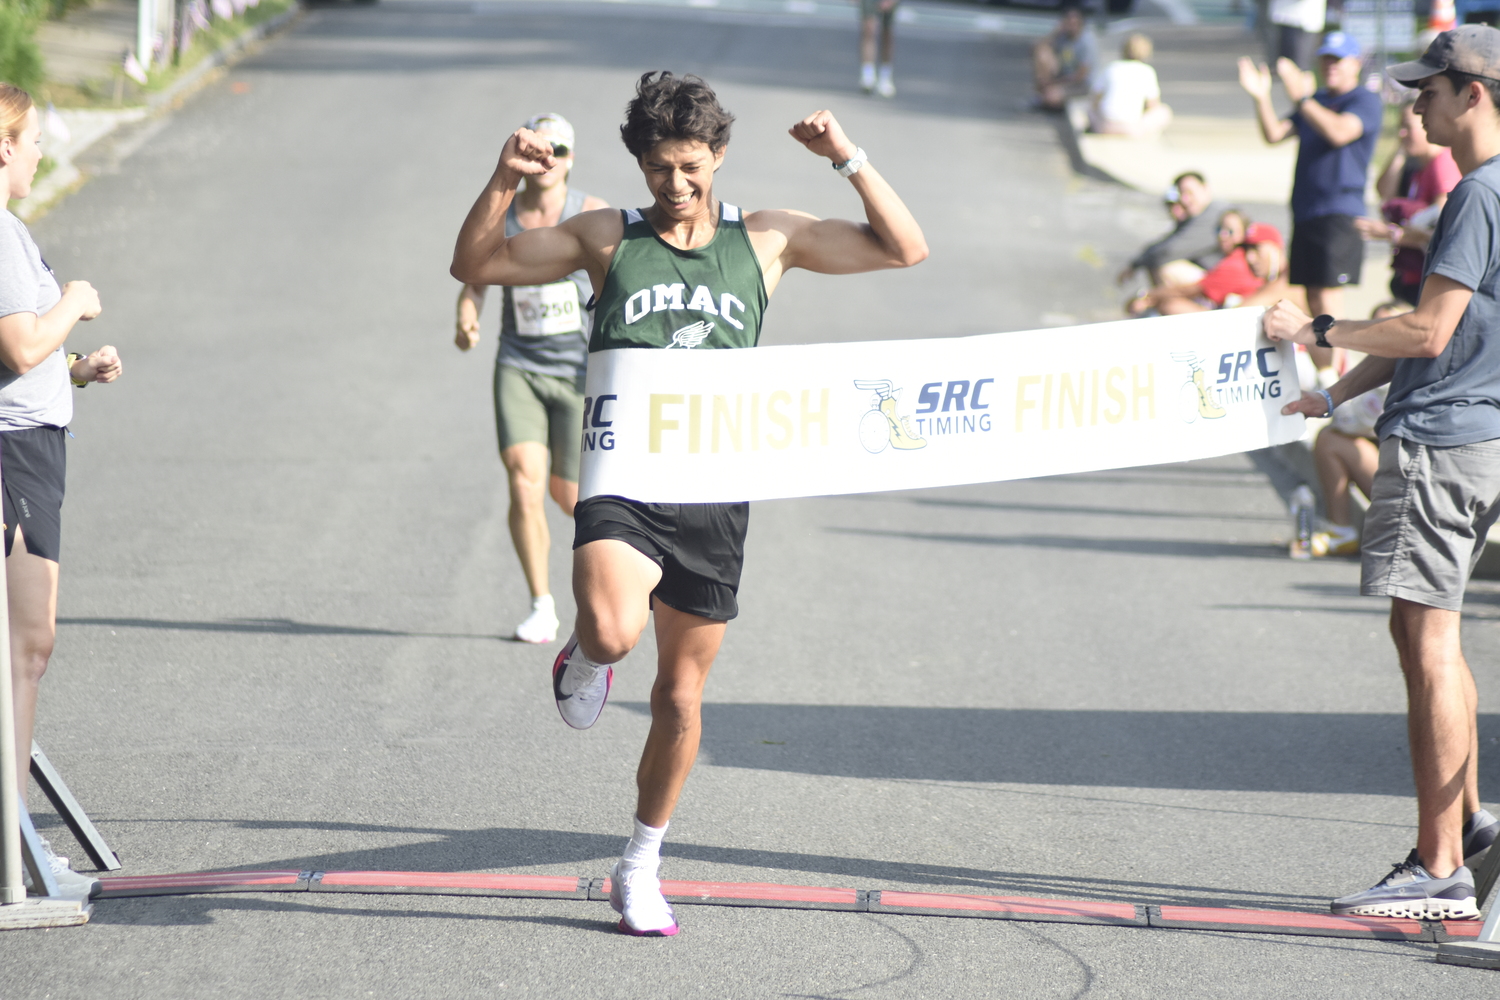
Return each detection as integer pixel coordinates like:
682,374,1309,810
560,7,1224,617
577,308,1305,504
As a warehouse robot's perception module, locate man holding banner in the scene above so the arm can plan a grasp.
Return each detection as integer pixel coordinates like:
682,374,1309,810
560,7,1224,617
1267,25,1500,920
451,71,927,936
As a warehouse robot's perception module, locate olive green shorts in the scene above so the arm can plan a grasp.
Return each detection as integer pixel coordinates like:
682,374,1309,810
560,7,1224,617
493,363,586,483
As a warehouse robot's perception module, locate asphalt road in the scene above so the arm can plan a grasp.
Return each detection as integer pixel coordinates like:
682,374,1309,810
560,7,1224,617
3,1,1498,996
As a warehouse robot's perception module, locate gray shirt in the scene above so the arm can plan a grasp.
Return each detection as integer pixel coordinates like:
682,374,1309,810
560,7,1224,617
1378,156,1500,446
1129,200,1227,273
496,188,591,381
0,212,69,432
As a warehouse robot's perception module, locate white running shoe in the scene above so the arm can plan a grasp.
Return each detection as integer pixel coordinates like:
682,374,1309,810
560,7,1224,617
552,632,613,730
859,62,876,93
514,595,559,644
610,860,678,936
31,838,99,901
876,67,895,98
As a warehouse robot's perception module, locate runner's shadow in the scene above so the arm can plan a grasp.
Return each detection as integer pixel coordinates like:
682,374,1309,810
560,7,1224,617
88,892,616,931
825,527,1287,560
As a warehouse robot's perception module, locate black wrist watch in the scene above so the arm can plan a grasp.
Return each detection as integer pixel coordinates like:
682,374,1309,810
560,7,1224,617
1312,313,1335,349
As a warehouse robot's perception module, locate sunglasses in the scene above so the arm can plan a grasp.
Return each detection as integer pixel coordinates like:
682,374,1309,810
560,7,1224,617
549,142,572,158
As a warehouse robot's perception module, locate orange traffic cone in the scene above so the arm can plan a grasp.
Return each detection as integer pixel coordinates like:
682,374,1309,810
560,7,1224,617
1430,0,1456,32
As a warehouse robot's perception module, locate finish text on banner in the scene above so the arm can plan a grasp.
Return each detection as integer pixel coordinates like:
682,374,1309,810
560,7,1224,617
577,309,1305,503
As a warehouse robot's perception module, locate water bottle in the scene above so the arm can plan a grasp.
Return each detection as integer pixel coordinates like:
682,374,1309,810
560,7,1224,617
1289,485,1315,560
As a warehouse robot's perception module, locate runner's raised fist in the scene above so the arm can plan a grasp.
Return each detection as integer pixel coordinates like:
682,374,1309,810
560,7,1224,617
788,111,859,165
499,127,559,177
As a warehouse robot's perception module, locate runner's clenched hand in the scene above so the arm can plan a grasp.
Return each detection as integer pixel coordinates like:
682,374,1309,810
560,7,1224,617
788,111,859,164
499,128,560,177
73,345,121,384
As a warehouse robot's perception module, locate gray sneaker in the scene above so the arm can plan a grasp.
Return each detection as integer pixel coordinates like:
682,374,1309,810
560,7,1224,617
1331,850,1478,920
552,632,612,730
27,838,100,901
1464,808,1498,868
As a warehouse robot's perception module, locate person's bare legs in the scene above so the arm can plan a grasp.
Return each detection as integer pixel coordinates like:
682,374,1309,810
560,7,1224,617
1156,296,1210,316
1305,286,1343,370
549,474,577,518
635,603,726,827
1313,430,1378,525
1388,599,1479,876
861,15,878,65
1033,41,1060,105
501,442,555,600
8,528,58,799
572,538,660,664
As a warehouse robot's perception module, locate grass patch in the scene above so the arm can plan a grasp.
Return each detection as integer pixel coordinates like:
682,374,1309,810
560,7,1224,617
42,0,296,108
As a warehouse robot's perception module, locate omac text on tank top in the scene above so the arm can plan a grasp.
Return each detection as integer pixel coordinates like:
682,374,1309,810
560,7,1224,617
497,187,592,379
590,202,768,352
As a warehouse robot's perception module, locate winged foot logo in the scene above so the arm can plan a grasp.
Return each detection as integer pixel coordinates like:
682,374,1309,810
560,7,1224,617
854,380,926,453
1172,348,1284,424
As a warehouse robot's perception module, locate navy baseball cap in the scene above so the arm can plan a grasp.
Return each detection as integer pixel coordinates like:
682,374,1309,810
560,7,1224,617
1317,31,1362,60
1388,24,1500,84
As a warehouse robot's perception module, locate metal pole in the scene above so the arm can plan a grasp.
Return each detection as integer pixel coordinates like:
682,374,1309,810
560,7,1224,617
0,468,23,905
137,0,153,68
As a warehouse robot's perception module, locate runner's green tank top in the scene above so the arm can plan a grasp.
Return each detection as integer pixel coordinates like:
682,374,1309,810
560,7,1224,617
590,202,767,352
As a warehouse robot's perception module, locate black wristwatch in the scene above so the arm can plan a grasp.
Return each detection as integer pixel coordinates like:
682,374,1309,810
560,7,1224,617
1312,314,1335,349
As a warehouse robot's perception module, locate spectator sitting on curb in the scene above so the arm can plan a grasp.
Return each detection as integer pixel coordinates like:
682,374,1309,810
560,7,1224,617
1032,2,1099,112
1116,172,1227,289
1239,222,1308,309
1354,102,1461,305
1239,31,1384,375
1089,33,1172,136
1309,300,1409,558
1128,211,1263,314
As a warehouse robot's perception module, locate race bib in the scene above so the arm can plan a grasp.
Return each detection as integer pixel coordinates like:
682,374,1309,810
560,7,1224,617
513,281,582,336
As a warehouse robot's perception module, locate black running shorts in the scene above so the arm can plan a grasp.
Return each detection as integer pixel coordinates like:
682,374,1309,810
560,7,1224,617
1289,214,1364,289
0,425,66,562
573,495,749,622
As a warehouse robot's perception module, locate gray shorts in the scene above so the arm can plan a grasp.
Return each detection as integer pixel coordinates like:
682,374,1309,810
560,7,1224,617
1360,435,1500,611
492,363,586,483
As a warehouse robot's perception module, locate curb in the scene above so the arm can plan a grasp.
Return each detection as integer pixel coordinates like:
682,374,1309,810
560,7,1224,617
16,5,303,222
93,868,1488,946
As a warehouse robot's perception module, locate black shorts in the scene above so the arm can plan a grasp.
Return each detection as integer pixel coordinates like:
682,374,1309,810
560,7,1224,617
1289,214,1364,289
0,425,66,562
573,495,749,622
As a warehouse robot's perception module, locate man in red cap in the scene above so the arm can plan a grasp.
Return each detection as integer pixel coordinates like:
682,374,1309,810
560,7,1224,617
1265,23,1500,921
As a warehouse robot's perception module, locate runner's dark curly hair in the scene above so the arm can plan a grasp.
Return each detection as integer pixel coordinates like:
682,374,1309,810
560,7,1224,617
620,71,735,159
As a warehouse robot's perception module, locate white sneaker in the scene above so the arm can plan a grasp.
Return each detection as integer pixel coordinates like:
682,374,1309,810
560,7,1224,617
514,595,559,644
552,632,613,730
876,67,895,98
610,860,678,936
859,62,876,93
32,838,99,900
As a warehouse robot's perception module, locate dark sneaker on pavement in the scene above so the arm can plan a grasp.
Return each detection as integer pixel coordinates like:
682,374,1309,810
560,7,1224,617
1464,808,1498,869
1331,850,1479,920
552,632,612,730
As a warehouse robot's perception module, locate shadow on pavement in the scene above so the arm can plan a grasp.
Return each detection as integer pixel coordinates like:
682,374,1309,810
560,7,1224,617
827,525,1287,559
56,616,495,640
87,892,616,929
618,703,1498,797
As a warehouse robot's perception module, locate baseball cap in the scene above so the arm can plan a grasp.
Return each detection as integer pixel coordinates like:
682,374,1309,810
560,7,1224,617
1316,31,1362,60
1388,24,1500,85
523,112,575,151
1242,222,1283,249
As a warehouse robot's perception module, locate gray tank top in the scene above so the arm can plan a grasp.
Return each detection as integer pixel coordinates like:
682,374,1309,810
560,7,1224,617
496,188,592,380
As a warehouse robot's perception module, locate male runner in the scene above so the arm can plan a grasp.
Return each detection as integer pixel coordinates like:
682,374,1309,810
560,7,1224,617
859,0,900,98
452,71,927,936
1265,25,1500,919
454,113,608,644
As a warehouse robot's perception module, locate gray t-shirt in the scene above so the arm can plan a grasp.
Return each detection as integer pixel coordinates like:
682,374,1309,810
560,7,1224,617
496,188,591,381
0,212,69,432
1130,200,1227,273
1378,156,1500,446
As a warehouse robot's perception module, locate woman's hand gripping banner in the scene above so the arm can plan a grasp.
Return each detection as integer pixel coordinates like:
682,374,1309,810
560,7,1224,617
577,308,1305,503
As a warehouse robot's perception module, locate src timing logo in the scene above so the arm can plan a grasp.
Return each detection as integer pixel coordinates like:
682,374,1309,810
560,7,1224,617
1172,348,1285,423
853,380,926,453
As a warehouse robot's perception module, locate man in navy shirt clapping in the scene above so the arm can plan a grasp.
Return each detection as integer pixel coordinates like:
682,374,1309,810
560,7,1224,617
1240,31,1383,374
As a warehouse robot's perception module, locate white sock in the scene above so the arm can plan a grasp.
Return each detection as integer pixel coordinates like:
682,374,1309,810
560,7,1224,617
531,594,555,614
860,62,876,85
878,64,893,83
621,816,667,871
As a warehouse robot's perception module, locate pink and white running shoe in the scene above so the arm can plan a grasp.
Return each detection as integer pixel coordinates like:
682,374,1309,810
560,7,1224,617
609,860,679,937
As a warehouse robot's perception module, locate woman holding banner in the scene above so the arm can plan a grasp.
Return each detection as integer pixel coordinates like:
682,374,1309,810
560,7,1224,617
452,71,927,936
0,83,121,901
